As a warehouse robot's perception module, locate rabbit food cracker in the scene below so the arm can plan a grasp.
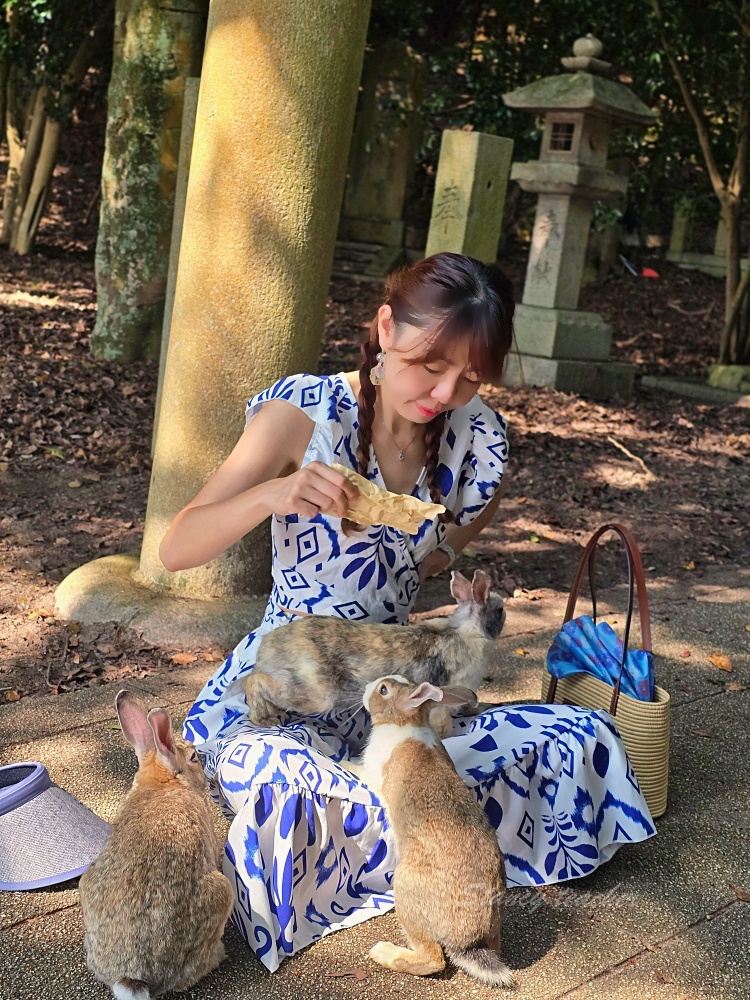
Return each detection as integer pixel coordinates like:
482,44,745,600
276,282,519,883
332,462,445,532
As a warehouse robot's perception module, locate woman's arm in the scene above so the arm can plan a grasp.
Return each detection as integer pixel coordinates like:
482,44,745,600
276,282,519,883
444,481,506,555
419,482,506,581
159,401,357,572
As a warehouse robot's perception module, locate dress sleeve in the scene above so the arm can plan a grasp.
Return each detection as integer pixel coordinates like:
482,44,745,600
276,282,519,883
244,373,338,465
450,398,509,527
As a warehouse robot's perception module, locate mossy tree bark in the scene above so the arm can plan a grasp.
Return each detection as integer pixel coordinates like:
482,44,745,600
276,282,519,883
90,0,208,362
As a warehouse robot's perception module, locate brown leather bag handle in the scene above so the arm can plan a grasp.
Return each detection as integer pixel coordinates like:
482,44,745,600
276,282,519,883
547,523,652,715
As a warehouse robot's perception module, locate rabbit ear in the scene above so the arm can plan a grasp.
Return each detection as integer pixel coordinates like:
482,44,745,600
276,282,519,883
471,570,491,605
116,691,155,760
450,570,473,604
147,709,179,773
400,682,444,711
439,685,477,708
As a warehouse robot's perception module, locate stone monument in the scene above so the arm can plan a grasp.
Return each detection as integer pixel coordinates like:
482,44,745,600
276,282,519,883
425,129,514,262
502,35,656,400
668,201,748,279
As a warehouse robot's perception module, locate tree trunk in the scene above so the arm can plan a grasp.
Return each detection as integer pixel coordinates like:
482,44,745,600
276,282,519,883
11,117,62,254
90,0,208,362
135,0,371,599
1,12,112,254
737,283,750,364
8,87,50,248
0,54,8,156
719,198,744,364
1,69,25,245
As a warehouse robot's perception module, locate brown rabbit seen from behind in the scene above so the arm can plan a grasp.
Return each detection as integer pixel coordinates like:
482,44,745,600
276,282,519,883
79,691,233,1000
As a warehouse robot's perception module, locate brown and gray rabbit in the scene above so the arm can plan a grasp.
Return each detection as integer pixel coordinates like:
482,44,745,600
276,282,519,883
79,691,234,1000
246,569,505,729
350,674,514,987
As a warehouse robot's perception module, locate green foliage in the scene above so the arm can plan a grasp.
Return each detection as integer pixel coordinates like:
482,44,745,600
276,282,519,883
369,0,748,225
2,0,106,118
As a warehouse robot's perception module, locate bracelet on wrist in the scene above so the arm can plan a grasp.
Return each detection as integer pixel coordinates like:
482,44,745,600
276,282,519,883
437,540,457,566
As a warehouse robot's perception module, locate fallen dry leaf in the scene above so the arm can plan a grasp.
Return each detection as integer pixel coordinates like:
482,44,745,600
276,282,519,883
654,970,674,984
733,885,750,902
744,624,750,632
690,729,718,739
170,652,198,665
682,560,695,570
517,495,527,503
708,653,732,672
0,461,8,473
4,689,20,702
515,648,530,656
726,682,750,692
327,968,368,981
67,479,81,488
96,643,121,658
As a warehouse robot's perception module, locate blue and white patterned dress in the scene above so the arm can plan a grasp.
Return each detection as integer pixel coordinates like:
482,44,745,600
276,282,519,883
183,372,655,972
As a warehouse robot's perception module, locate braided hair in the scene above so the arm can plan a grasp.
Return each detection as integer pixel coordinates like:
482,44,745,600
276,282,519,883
343,252,515,534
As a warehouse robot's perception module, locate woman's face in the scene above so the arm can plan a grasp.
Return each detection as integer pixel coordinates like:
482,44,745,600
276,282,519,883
377,305,482,423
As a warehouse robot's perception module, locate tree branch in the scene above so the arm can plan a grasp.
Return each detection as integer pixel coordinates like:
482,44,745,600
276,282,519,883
647,0,728,201
56,3,114,114
728,7,750,196
719,0,747,34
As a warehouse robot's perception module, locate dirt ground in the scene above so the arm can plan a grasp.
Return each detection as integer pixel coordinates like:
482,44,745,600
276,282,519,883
1,133,749,704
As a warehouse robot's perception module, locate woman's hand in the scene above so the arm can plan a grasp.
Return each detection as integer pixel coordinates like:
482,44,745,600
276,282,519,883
262,462,359,519
418,547,453,582
160,403,362,573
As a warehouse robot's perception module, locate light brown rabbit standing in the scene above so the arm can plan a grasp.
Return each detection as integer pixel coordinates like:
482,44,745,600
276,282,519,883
352,675,515,988
79,691,234,1000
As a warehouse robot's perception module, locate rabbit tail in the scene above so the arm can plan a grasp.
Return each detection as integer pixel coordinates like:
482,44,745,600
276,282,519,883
446,945,515,988
112,979,150,1000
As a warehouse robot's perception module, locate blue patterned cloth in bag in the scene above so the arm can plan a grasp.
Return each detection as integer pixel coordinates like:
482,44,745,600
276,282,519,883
183,373,656,972
547,615,655,701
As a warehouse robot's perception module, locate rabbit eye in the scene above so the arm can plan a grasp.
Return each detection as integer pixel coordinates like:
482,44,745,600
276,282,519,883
378,684,388,696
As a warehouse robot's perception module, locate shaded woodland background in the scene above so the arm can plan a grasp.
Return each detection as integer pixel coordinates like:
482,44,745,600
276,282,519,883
1,1,749,701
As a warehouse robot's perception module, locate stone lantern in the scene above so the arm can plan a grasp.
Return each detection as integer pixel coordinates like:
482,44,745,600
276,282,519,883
502,36,656,399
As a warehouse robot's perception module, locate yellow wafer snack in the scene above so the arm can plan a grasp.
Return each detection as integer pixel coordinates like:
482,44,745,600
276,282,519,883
332,462,445,533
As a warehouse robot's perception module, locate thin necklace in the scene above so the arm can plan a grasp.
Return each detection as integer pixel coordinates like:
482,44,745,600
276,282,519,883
380,415,420,461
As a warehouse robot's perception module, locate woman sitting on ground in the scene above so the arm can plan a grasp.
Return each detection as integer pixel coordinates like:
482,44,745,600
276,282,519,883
160,252,655,972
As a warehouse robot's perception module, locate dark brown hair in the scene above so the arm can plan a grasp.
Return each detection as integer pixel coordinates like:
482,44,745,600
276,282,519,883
346,252,515,533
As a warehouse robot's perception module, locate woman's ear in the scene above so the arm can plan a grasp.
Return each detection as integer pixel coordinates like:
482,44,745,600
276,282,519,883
377,304,396,350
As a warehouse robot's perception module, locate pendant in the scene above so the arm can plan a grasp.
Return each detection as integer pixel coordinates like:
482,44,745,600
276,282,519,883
398,451,404,461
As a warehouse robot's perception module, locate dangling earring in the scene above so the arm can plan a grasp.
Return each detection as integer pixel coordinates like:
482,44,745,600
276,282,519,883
370,350,386,385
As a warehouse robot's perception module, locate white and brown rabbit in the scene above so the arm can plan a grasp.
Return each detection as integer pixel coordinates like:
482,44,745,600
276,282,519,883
246,569,504,730
351,675,514,988
79,691,233,1000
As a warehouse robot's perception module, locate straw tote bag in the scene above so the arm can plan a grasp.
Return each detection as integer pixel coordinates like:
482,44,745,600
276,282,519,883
541,523,670,819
